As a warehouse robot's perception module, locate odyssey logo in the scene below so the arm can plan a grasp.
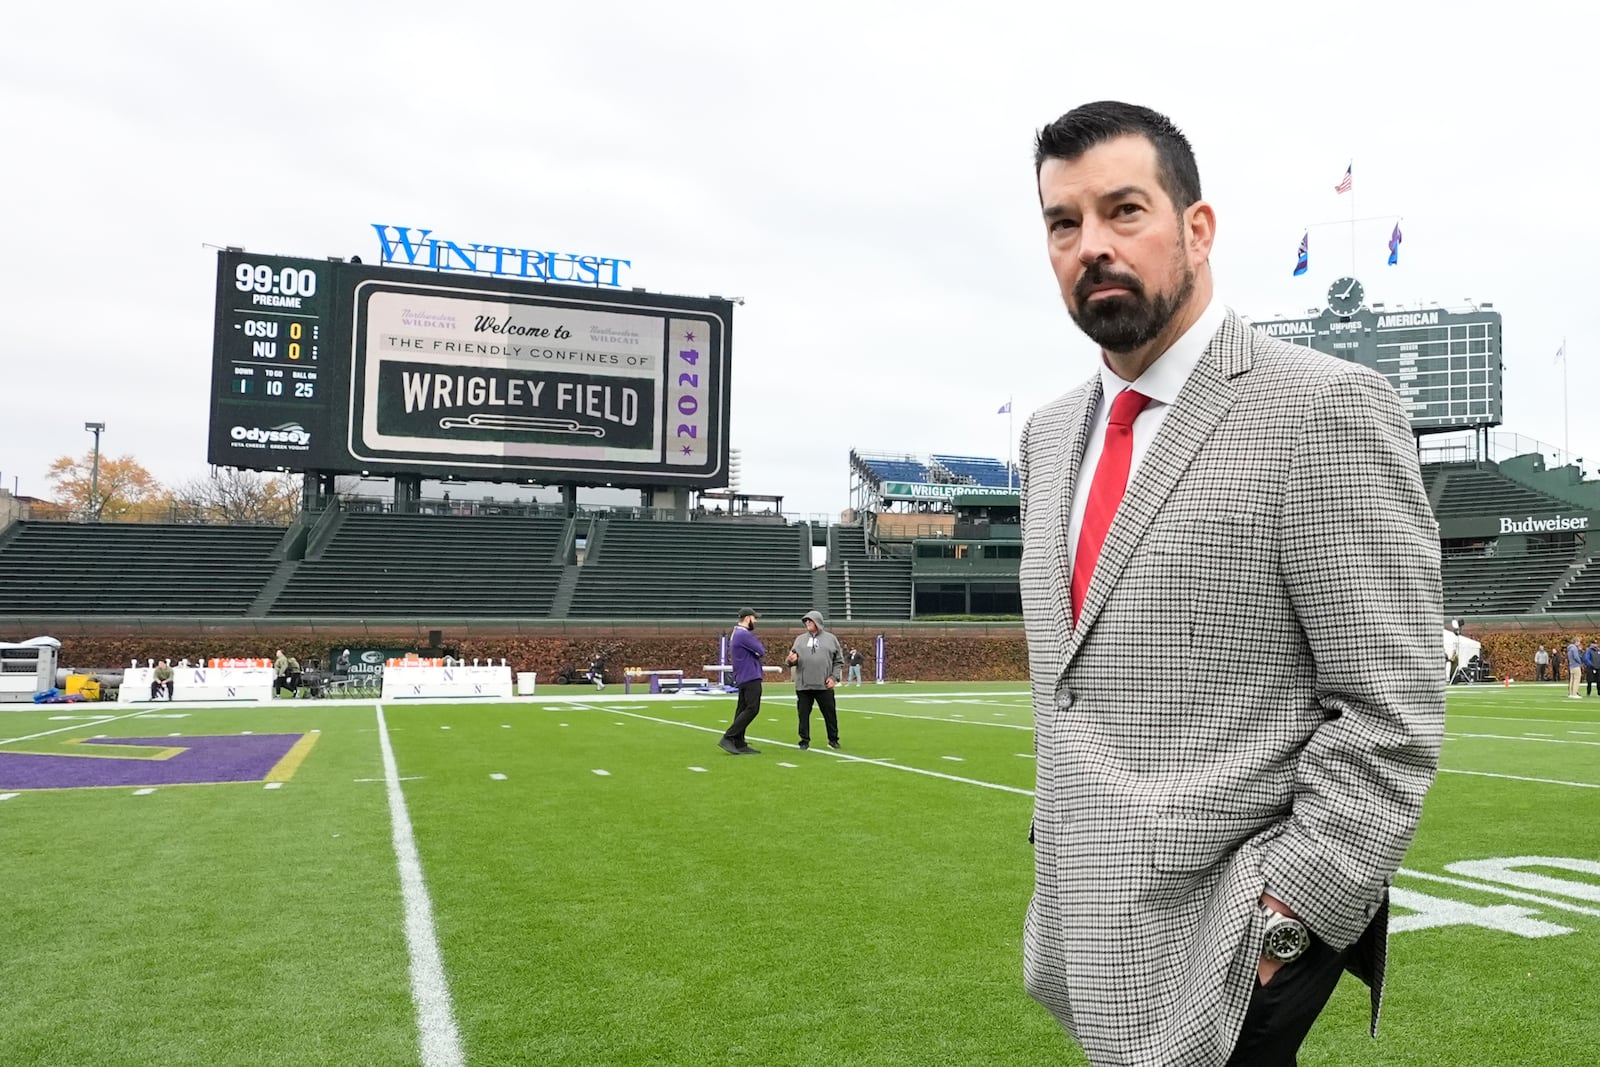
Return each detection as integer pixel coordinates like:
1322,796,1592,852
231,423,311,446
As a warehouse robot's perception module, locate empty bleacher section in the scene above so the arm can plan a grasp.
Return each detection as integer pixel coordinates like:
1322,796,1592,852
267,513,568,616
1546,555,1600,612
1424,459,1594,617
852,453,929,484
0,521,282,615
850,449,1019,492
567,519,813,618
1429,463,1574,520
1441,544,1580,617
827,524,911,620
929,454,1017,488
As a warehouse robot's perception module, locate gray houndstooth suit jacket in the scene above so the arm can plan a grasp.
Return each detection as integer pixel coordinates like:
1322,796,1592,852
1018,309,1445,1066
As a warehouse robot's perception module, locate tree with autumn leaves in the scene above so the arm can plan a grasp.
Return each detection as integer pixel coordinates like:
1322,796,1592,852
46,452,300,525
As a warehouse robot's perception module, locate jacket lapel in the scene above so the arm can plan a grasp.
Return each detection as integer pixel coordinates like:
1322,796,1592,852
1064,311,1255,661
1044,379,1102,644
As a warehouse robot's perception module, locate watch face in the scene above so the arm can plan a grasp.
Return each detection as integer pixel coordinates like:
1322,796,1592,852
1327,276,1365,316
1264,916,1310,962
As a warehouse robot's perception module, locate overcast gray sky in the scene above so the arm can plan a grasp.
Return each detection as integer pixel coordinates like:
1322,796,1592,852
3,1,1594,519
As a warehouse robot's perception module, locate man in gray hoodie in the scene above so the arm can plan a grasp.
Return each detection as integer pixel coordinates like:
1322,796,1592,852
786,609,845,749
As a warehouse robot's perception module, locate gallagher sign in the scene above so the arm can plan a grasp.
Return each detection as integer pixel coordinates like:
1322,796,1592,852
372,224,631,289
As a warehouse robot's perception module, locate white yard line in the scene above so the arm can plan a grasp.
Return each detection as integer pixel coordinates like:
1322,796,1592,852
1445,733,1600,747
0,706,157,746
812,689,1029,701
375,704,465,1067
581,704,1035,798
1396,868,1600,917
1438,768,1599,790
835,707,1031,731
1449,714,1600,727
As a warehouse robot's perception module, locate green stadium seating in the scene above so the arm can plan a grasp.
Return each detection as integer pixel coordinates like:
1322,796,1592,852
1431,464,1573,519
0,521,283,615
827,524,911,620
567,519,812,619
1546,555,1600,612
1442,544,1578,617
265,513,568,617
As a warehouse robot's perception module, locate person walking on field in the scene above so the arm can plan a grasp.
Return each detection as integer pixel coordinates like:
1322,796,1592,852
719,610,766,755
787,610,845,749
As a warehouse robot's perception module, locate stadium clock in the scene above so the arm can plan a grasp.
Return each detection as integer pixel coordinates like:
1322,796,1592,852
1327,276,1365,316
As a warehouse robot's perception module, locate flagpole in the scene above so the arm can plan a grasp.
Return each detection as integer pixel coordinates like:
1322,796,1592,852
1562,337,1569,464
1349,159,1356,273
1004,395,1017,489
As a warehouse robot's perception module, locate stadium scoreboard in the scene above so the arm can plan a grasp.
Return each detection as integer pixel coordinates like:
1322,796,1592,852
1247,275,1502,433
208,250,732,487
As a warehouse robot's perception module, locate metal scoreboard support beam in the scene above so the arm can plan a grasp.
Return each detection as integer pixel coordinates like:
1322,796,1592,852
1247,274,1503,436
206,249,734,491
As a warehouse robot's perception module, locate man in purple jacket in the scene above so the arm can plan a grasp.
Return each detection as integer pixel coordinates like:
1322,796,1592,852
720,609,766,755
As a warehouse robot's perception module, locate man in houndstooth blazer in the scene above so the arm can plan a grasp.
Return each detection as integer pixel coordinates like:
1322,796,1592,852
1019,102,1444,1066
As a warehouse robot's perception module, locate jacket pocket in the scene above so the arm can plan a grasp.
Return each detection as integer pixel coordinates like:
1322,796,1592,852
1151,808,1283,874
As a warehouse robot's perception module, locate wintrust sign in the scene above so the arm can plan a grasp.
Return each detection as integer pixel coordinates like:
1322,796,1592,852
1499,514,1591,534
372,225,630,288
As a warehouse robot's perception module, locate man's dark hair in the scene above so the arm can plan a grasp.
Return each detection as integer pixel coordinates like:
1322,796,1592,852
1034,101,1201,211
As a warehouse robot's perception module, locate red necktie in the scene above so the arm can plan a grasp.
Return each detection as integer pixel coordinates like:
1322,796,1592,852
1071,388,1152,625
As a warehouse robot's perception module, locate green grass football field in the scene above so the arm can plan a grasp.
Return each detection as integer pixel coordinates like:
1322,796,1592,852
1,682,1596,1065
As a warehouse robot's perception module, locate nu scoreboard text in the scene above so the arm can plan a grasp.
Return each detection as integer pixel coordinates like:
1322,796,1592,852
208,251,732,487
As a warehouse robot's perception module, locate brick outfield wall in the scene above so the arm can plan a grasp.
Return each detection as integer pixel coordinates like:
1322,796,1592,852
52,627,1030,684
47,624,1595,686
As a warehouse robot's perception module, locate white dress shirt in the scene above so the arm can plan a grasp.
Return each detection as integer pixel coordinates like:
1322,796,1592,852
1065,296,1228,568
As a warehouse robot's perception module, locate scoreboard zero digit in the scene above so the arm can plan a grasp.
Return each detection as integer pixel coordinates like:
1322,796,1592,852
1248,275,1502,434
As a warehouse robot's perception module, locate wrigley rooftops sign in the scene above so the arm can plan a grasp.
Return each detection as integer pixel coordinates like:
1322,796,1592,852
1500,514,1591,534
882,481,1017,502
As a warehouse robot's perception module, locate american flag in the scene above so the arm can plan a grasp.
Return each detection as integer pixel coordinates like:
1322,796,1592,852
1334,164,1353,194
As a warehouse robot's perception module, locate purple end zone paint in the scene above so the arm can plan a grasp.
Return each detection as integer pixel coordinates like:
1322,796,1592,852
0,734,304,790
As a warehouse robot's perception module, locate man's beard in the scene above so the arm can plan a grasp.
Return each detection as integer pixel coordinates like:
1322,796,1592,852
1067,251,1195,354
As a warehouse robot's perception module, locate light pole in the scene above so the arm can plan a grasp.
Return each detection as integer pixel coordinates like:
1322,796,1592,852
84,422,105,522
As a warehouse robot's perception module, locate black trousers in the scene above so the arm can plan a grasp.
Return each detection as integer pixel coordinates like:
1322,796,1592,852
796,688,839,745
1226,933,1348,1066
723,680,762,745
149,681,172,700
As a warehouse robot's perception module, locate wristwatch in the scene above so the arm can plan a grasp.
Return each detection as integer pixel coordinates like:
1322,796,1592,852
1261,906,1310,963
